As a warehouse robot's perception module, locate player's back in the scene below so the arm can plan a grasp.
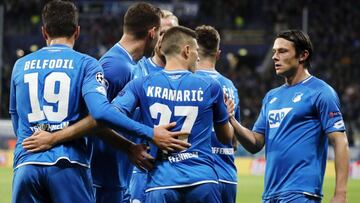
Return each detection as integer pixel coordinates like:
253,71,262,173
130,70,228,191
196,70,239,184
10,44,100,169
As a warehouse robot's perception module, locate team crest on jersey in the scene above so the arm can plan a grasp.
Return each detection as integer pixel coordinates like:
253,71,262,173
268,108,292,128
292,92,303,103
95,72,108,88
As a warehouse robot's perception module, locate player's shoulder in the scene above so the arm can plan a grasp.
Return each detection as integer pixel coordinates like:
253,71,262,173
305,76,338,99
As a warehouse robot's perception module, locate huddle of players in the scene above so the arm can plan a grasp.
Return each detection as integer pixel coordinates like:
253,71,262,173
12,1,240,203
12,0,349,203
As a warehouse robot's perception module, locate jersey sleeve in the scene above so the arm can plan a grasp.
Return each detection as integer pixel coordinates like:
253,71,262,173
252,95,268,135
211,80,229,125
314,86,346,134
9,61,19,135
81,56,108,98
101,58,132,100
111,79,141,116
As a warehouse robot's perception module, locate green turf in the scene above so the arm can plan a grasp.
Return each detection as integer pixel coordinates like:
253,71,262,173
0,167,12,203
236,175,360,203
1,166,360,203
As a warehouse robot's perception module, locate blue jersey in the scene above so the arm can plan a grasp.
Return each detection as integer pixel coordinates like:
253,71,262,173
196,70,240,184
252,76,346,198
132,57,164,171
112,70,229,192
91,43,137,189
133,56,164,79
9,44,105,169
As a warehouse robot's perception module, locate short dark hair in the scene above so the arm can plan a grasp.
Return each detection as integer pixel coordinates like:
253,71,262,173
161,26,197,56
42,0,79,38
277,30,313,68
195,25,220,57
124,2,161,39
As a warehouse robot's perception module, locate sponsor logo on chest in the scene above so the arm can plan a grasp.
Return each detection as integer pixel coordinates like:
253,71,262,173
268,108,292,128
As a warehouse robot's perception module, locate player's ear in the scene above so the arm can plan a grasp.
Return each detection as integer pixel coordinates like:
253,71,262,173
299,50,309,63
148,27,157,39
183,45,190,59
216,50,221,61
73,26,80,40
41,26,48,41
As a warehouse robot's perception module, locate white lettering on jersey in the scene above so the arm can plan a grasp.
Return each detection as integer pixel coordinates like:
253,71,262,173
268,108,293,128
24,59,74,71
168,151,199,163
146,86,204,102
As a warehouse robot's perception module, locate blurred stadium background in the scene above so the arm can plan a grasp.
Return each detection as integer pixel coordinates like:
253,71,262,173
0,0,360,202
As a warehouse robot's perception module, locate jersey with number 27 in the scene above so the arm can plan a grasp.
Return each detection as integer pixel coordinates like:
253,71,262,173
9,44,106,169
112,70,229,191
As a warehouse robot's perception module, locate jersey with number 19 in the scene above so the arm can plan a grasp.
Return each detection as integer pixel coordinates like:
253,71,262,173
9,44,105,169
112,70,229,192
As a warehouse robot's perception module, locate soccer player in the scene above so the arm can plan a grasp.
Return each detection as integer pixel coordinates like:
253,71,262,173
195,25,240,203
228,30,349,202
112,26,234,203
91,3,162,202
10,1,187,202
128,10,179,203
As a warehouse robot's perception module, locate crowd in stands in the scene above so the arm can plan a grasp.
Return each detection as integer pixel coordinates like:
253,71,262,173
1,0,359,145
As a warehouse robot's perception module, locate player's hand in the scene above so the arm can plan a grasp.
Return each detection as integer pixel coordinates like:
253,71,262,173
22,130,55,152
331,193,347,203
153,122,191,151
225,94,235,118
128,143,155,171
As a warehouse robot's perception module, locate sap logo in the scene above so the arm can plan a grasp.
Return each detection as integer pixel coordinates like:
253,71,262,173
292,92,303,103
269,97,278,104
268,108,292,128
333,120,345,129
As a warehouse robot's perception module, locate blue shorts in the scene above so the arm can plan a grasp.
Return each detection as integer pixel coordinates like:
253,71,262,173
128,171,147,203
218,182,237,203
145,183,221,203
263,192,321,203
94,186,125,203
12,161,94,203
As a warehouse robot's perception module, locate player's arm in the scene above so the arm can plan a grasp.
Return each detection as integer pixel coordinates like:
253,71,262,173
212,81,234,144
225,97,265,153
111,80,191,151
22,115,97,151
315,86,349,203
9,63,19,136
328,131,349,203
22,115,155,170
229,117,264,154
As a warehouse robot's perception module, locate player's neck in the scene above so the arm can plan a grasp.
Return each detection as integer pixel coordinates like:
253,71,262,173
119,34,146,62
165,57,190,72
197,58,216,71
152,54,165,67
285,67,311,86
47,37,74,48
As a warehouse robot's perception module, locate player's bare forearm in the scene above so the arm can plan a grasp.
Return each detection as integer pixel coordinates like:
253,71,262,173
53,115,98,144
328,131,349,202
229,116,264,154
96,128,155,171
96,128,134,154
22,115,98,152
214,122,234,145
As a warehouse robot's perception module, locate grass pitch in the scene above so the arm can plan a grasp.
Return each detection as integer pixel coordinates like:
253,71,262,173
1,166,360,203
